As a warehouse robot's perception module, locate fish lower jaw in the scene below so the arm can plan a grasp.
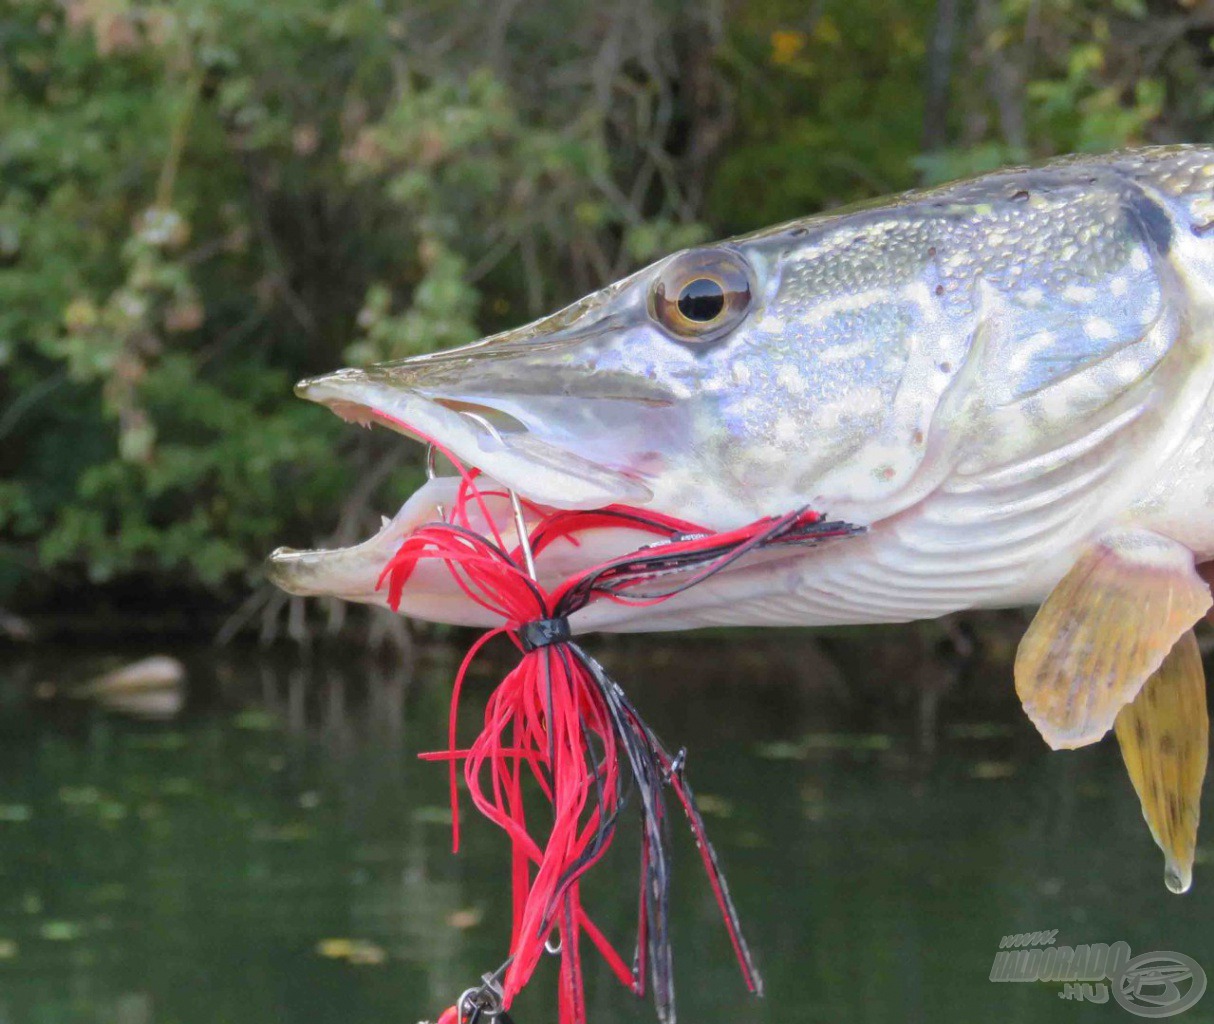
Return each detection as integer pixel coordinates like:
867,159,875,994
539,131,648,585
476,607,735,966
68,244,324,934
267,475,451,596
266,473,542,625
265,467,687,628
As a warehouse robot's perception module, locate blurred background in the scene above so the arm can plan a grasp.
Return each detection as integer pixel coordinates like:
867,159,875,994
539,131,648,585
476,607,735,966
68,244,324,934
6,0,1214,637
4,1,1214,1022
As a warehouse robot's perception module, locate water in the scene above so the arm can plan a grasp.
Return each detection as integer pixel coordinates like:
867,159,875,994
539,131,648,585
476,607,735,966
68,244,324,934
2,631,1212,1024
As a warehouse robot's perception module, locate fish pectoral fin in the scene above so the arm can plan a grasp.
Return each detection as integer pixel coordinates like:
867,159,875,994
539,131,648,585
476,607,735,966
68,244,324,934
1114,629,1208,894
1015,528,1211,750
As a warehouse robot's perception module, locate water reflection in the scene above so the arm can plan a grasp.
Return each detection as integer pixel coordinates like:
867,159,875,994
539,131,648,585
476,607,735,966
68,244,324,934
0,630,1210,1024
76,657,187,721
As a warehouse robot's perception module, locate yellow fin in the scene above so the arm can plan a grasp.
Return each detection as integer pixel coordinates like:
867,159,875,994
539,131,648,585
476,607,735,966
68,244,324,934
1114,629,1208,894
1015,529,1211,750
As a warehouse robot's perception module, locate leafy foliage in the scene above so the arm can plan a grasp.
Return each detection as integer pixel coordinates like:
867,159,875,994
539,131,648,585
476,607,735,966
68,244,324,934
3,0,1214,621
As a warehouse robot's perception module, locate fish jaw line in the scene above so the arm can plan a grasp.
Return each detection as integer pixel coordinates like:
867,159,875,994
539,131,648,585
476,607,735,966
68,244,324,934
267,473,559,627
265,469,667,627
266,369,656,623
295,371,653,510
267,475,461,606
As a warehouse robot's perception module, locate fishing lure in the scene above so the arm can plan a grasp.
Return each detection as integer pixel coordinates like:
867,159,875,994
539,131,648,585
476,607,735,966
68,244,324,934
392,435,857,1024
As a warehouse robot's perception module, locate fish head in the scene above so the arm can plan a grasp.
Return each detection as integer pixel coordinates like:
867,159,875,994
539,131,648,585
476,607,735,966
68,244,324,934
267,227,929,623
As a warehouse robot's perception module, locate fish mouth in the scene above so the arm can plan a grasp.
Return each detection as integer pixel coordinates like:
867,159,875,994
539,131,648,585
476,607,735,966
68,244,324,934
265,368,655,621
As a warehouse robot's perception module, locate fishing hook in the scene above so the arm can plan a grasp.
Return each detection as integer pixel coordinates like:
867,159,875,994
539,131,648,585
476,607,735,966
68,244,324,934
457,411,538,581
425,443,447,523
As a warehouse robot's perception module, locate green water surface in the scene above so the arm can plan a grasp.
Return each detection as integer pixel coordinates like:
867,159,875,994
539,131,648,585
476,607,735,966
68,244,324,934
1,634,1211,1024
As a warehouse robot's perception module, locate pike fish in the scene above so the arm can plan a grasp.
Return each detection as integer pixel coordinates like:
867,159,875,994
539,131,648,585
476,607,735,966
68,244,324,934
271,145,1214,893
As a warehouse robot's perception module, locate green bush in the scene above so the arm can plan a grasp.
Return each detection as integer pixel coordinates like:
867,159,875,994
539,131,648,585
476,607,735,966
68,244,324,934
2,0,1212,622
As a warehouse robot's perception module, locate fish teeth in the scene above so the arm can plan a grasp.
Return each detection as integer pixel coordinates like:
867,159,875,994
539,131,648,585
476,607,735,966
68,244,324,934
380,515,391,529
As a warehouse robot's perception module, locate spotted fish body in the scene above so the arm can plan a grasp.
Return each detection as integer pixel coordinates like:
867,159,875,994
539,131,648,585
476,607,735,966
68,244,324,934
631,147,1214,631
271,147,1214,890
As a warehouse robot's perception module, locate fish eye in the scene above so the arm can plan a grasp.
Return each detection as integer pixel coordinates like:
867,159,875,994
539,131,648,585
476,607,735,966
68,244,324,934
677,278,725,322
650,248,752,343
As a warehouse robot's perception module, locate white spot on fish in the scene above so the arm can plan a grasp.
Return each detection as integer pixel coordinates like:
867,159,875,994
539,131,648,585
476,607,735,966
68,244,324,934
1083,317,1117,341
1130,249,1149,272
850,388,887,416
1191,196,1214,225
732,395,765,419
1063,283,1097,304
775,365,808,394
1038,385,1076,423
812,405,840,430
1007,330,1057,375
1114,359,1144,385
773,414,802,444
817,338,875,364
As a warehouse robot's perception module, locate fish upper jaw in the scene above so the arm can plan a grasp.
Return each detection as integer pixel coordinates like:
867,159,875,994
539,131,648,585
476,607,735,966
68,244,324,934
292,368,654,509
